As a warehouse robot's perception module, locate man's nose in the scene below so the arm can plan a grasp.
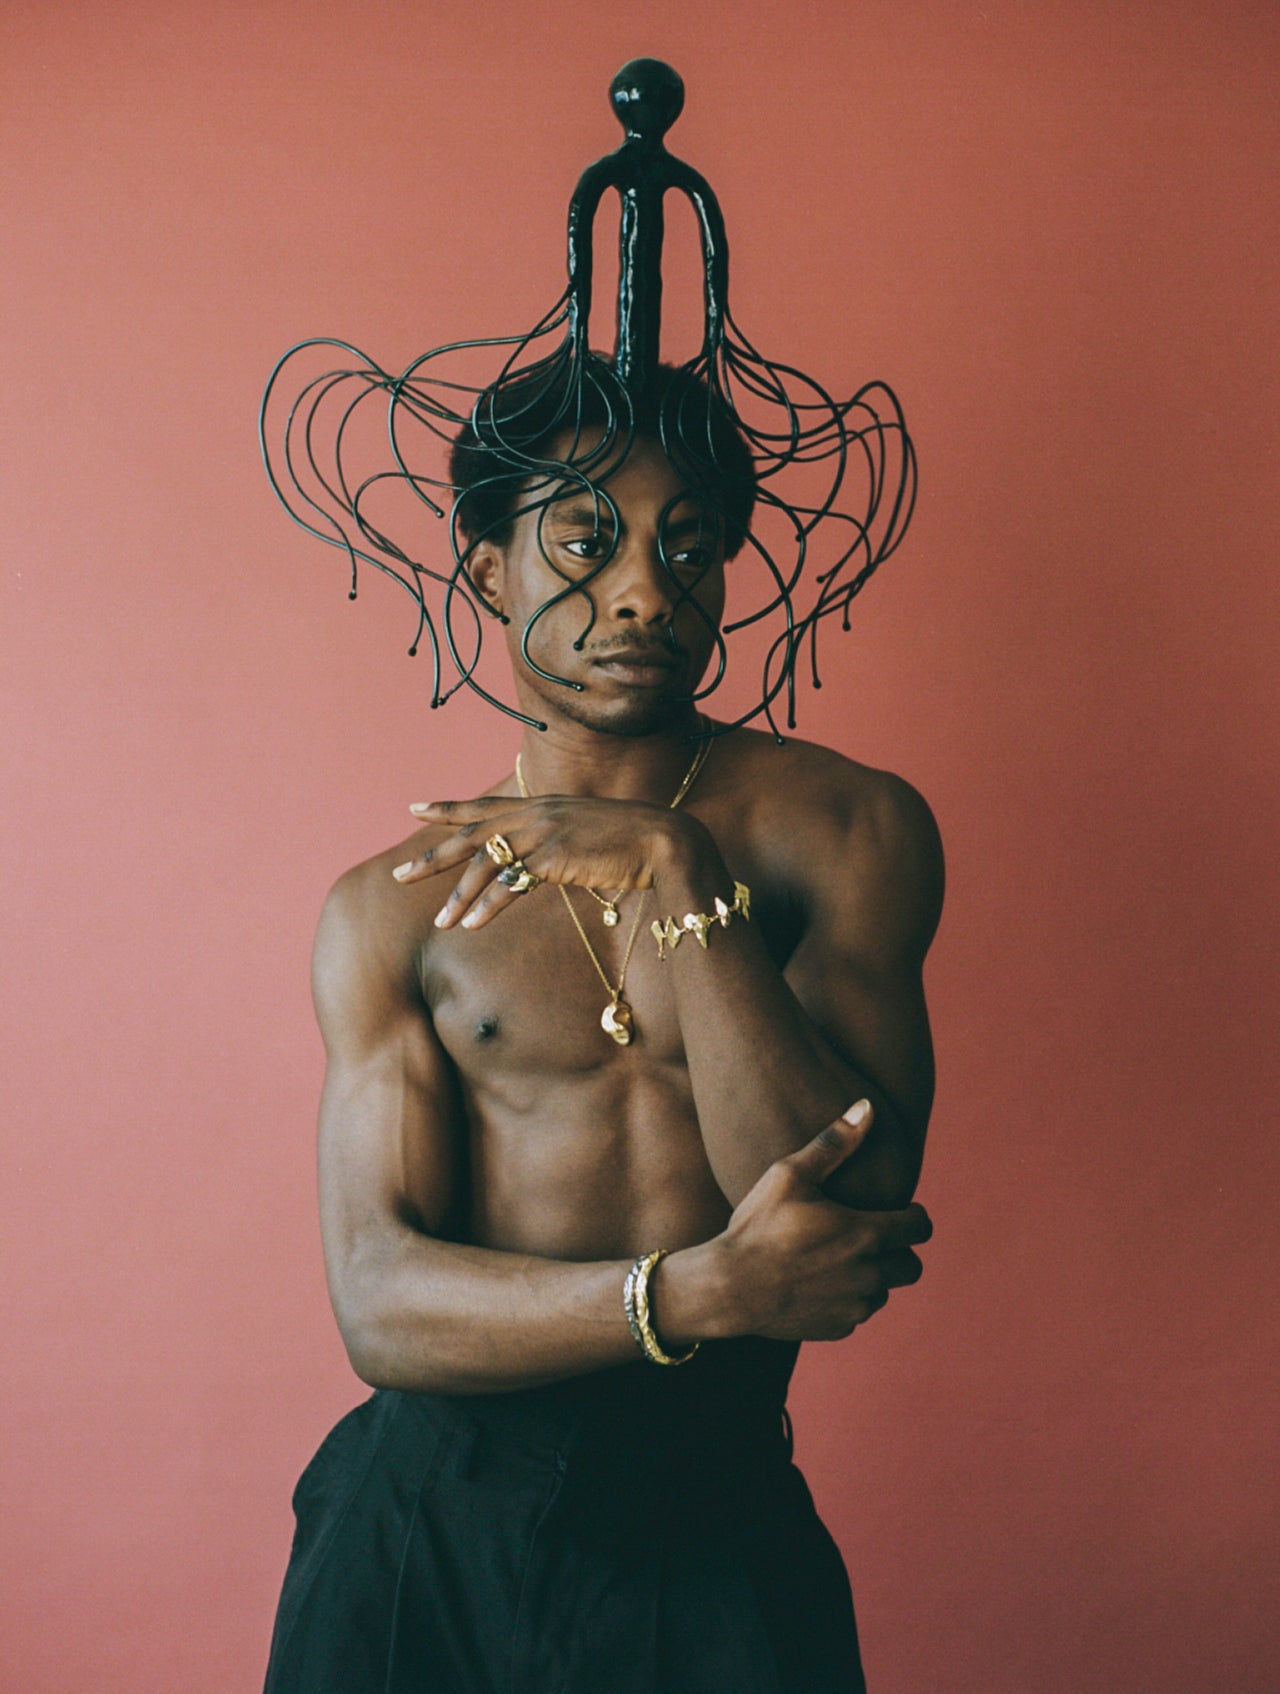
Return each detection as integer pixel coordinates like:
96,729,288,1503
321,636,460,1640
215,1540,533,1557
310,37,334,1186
605,535,676,624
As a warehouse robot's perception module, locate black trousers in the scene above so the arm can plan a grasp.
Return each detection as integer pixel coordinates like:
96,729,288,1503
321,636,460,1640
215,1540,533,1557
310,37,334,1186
263,1337,866,1693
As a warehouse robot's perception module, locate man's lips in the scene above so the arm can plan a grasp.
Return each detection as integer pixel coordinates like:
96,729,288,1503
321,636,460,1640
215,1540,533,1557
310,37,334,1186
592,648,681,683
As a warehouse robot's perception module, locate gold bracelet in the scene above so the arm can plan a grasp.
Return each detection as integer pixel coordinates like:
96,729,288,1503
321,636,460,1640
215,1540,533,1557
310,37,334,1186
623,1249,700,1366
650,879,751,960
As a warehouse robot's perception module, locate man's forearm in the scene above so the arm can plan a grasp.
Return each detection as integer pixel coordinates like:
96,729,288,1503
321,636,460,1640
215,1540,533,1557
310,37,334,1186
650,824,923,1209
332,1227,730,1396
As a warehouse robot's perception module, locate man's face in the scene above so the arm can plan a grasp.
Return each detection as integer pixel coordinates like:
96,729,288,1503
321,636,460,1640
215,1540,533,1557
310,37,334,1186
473,433,727,738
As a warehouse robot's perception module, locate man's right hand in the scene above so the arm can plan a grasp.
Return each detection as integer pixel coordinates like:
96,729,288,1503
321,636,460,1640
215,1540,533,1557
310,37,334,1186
708,1100,933,1342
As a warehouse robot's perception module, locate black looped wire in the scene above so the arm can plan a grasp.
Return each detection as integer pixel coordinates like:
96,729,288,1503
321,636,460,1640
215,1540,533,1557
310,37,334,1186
259,60,915,741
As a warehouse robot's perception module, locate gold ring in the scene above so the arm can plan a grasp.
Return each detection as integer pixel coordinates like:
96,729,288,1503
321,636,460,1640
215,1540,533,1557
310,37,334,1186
498,860,541,893
484,833,516,868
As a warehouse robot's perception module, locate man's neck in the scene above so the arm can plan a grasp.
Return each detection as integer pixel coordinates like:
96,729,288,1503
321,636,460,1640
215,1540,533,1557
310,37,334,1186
513,711,711,804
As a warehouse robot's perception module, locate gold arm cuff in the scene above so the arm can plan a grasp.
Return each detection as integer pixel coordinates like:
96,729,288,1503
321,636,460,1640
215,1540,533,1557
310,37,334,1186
650,880,751,960
623,1249,700,1366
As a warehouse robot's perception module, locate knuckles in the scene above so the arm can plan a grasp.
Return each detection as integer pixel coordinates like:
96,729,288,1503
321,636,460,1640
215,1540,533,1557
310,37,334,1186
844,1220,878,1257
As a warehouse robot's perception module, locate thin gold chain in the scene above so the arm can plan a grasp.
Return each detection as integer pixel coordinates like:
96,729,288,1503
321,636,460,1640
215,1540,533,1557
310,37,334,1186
581,883,626,919
514,717,713,1004
667,729,713,809
542,723,711,920
515,719,711,817
558,878,648,1002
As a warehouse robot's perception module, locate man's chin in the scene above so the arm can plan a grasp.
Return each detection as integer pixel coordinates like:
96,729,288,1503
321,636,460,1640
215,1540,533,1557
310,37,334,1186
541,685,697,740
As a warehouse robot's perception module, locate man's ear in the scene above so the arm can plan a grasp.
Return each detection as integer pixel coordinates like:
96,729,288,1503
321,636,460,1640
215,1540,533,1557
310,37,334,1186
466,539,506,618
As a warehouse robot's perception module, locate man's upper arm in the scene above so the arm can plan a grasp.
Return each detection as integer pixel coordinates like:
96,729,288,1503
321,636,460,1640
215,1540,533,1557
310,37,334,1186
782,766,945,1163
310,866,465,1334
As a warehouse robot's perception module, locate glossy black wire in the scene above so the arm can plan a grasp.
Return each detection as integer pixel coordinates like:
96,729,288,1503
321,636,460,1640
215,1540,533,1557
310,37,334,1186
259,65,915,742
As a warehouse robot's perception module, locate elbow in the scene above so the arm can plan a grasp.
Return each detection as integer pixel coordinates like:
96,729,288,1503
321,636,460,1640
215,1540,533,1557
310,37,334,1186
340,1320,403,1392
327,1240,442,1394
336,1301,454,1395
331,1286,401,1390
839,1090,928,1209
823,1131,925,1211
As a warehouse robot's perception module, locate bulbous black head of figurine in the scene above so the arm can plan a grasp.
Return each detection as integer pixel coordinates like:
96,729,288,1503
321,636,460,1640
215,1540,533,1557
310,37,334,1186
609,58,685,143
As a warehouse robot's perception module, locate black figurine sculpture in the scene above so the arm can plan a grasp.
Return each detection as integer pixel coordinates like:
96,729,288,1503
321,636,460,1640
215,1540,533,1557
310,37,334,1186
259,58,916,740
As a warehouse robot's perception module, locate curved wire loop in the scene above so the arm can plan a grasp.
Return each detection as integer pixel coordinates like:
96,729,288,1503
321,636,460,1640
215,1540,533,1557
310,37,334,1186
259,59,915,740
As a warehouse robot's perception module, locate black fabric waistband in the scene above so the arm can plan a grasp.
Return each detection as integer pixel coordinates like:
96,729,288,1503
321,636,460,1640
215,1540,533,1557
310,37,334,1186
382,1334,801,1483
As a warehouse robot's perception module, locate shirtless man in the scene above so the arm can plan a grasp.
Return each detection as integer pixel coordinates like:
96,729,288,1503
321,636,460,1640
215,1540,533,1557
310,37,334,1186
263,366,943,1694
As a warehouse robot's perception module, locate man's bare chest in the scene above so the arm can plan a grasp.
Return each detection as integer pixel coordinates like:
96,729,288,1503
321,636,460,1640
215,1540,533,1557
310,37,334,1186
418,861,802,1093
424,892,687,1085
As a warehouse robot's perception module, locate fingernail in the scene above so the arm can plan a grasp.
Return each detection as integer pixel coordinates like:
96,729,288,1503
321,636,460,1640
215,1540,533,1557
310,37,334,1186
409,803,432,814
392,862,414,880
842,1099,871,1127
460,911,479,928
433,908,449,926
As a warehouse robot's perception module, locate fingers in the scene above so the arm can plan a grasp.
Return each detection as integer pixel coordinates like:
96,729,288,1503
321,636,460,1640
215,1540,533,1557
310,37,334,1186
391,830,476,884
389,801,560,929
432,847,502,927
845,1247,923,1333
429,842,552,930
782,1100,875,1187
451,852,549,930
877,1247,925,1290
827,1248,922,1339
866,1203,933,1252
393,812,530,886
408,799,508,822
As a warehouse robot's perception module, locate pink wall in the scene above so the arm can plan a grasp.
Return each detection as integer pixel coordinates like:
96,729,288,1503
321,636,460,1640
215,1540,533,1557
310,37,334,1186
3,3,1276,1689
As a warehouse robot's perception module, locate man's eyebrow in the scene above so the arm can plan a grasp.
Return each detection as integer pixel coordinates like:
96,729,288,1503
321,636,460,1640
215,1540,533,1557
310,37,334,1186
660,515,717,540
546,503,615,529
544,503,717,539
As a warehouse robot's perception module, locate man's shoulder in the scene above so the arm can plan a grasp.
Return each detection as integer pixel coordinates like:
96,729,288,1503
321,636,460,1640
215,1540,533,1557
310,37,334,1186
721,726,939,856
718,728,943,951
318,824,452,961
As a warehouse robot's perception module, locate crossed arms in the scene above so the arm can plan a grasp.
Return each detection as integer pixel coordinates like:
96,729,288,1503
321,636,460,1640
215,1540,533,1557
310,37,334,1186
313,758,942,1395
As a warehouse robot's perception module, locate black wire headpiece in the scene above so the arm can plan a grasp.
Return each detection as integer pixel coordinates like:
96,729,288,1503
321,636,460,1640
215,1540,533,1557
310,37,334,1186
259,58,916,739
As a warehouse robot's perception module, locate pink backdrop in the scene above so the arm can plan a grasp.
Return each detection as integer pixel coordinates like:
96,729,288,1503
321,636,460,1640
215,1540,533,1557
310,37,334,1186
3,3,1276,1690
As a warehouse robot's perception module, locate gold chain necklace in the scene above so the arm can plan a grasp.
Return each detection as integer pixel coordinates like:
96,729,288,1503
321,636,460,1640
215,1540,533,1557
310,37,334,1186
576,730,710,924
515,719,713,1047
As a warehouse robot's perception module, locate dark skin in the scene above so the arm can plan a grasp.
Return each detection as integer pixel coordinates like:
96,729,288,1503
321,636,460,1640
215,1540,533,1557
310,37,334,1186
315,437,942,1395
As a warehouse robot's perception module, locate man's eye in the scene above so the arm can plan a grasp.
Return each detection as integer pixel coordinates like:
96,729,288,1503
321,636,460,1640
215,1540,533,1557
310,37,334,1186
668,546,712,573
563,536,610,561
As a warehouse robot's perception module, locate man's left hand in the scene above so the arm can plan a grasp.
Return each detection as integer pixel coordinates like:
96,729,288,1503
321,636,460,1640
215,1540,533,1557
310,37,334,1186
392,795,705,931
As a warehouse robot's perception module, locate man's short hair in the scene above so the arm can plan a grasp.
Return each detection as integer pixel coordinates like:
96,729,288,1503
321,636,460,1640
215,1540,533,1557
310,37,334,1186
447,355,758,557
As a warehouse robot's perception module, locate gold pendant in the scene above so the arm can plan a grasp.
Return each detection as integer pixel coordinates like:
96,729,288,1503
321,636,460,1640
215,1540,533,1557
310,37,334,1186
601,997,634,1046
602,904,620,927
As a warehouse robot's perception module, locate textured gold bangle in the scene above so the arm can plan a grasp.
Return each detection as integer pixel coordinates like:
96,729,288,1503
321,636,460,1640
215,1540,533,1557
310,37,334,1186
651,879,751,960
623,1249,700,1366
